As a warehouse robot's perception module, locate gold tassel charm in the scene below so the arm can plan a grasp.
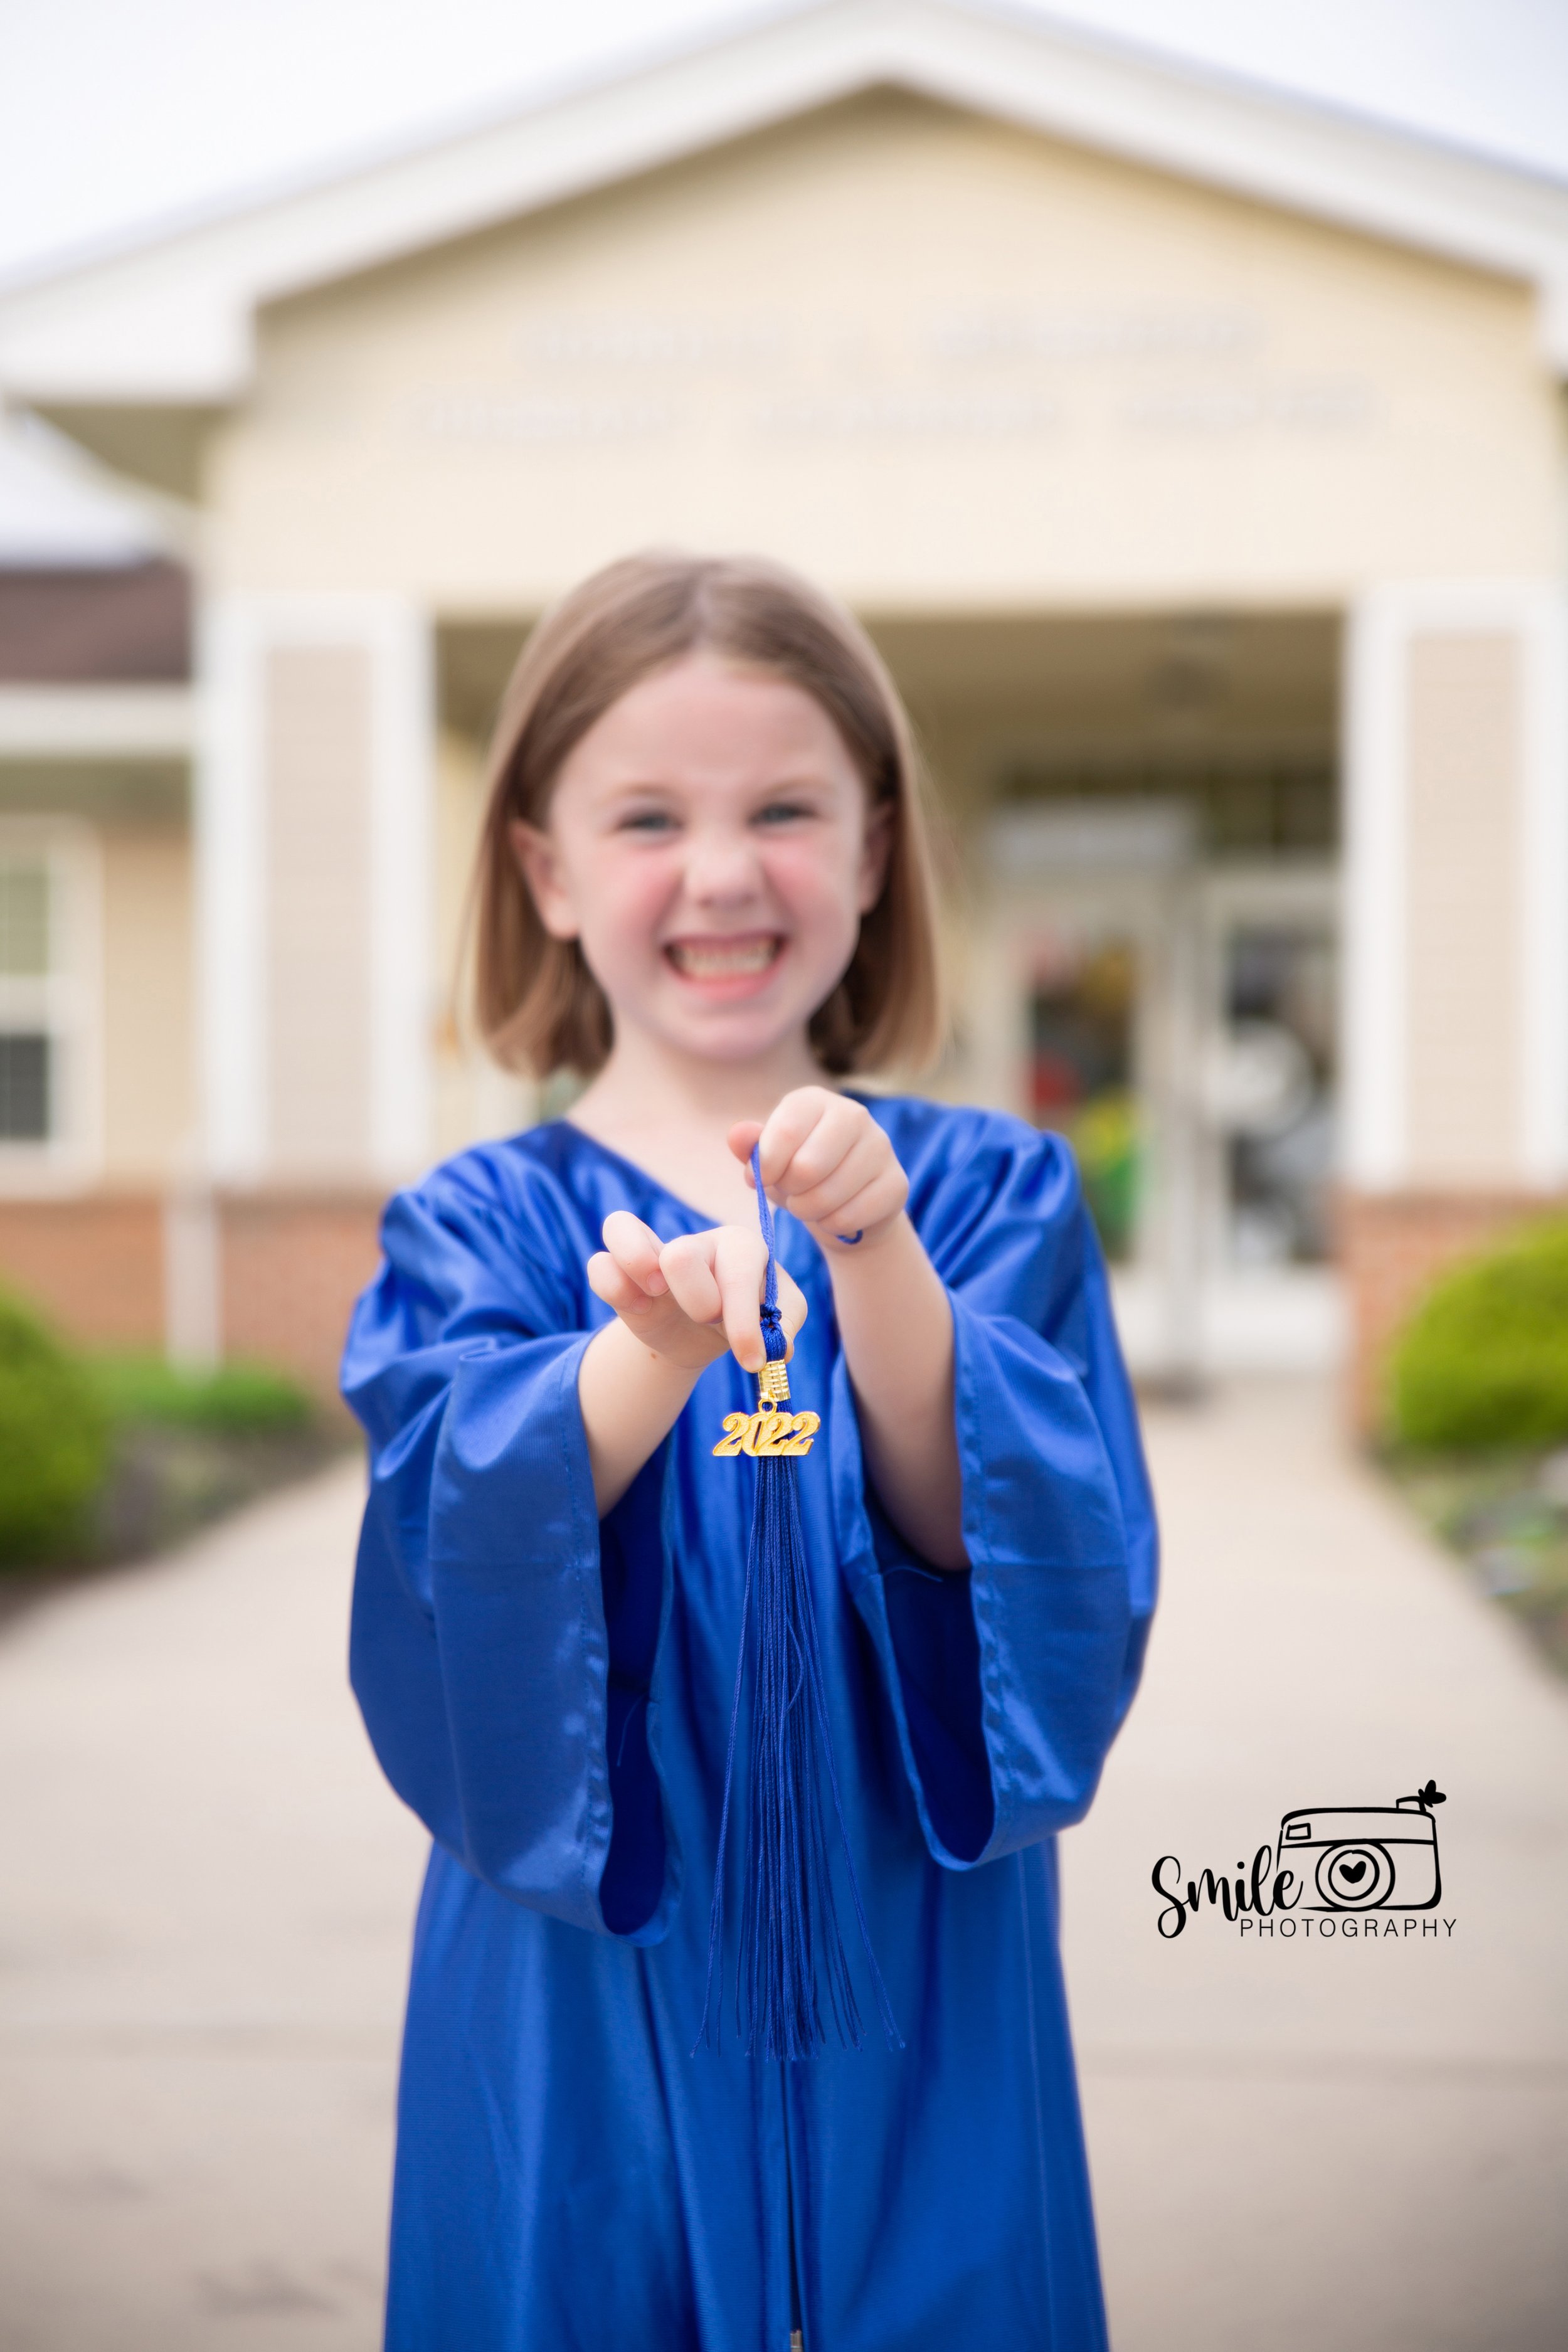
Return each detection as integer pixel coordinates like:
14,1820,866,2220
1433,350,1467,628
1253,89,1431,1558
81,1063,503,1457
712,1344,817,1457
712,1404,819,1458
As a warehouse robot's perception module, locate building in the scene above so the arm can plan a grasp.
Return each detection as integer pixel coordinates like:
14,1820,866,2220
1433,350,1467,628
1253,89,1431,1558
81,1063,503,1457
0,0,1564,1411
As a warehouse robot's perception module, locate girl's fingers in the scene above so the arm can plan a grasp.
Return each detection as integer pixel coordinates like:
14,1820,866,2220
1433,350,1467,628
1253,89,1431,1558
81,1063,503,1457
726,1120,763,1179
654,1221,808,1374
712,1226,772,1371
658,1231,725,1333
600,1210,668,1295
800,1174,899,1243
776,1131,896,1227
755,1086,840,1192
765,1093,889,1212
586,1251,660,1320
775,1266,808,1349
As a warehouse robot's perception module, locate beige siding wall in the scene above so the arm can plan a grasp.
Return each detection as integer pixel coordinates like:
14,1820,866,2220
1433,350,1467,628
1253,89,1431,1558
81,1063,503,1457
1404,632,1522,1182
100,822,193,1180
209,92,1562,608
265,645,372,1173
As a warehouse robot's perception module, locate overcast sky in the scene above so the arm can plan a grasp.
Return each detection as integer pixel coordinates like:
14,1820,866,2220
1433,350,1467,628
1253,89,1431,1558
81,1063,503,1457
3,0,1568,290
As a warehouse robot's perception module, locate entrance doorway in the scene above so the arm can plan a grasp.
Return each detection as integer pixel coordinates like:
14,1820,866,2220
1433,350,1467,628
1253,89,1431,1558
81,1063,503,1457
868,605,1342,1379
967,808,1340,1380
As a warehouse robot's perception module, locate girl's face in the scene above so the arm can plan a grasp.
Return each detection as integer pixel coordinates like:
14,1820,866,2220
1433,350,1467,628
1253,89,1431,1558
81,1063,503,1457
511,653,891,1071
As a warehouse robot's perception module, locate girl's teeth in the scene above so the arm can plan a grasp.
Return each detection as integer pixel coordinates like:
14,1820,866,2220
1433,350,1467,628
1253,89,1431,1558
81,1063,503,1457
670,940,777,976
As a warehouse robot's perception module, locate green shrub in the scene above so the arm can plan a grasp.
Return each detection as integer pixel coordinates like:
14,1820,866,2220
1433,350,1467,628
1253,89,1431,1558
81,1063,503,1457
0,1293,110,1564
1389,1219,1568,1453
92,1355,314,1436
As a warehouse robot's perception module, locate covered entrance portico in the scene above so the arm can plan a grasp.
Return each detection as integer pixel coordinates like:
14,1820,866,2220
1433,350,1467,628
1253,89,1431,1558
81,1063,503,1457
883,608,1342,1380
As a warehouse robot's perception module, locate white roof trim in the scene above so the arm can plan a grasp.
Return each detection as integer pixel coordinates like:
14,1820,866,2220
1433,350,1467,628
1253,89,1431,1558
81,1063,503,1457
0,410,171,564
4,0,1568,404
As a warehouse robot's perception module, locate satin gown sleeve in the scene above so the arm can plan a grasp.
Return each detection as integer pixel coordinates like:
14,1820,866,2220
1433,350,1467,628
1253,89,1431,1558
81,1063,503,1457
832,1110,1158,1870
340,1157,672,1945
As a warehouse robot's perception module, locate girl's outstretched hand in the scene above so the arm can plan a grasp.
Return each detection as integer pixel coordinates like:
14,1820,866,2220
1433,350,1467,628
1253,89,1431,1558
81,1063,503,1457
729,1087,908,1252
587,1210,807,1377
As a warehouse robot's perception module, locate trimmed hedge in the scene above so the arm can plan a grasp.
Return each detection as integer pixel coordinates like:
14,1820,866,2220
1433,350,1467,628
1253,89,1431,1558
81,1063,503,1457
0,1317,320,1570
91,1355,312,1436
0,1292,110,1563
1389,1218,1568,1454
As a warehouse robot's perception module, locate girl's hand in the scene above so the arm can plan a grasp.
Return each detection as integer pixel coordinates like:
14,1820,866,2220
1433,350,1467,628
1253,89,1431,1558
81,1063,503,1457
586,1211,808,1377
729,1087,908,1253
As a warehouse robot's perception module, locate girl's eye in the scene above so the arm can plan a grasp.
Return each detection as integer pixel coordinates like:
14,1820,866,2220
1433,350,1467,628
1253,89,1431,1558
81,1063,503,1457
755,801,815,827
618,809,679,835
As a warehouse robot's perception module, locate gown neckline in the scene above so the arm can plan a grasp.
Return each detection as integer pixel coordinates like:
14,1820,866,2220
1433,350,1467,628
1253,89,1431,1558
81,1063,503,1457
548,1100,876,1242
548,1115,750,1234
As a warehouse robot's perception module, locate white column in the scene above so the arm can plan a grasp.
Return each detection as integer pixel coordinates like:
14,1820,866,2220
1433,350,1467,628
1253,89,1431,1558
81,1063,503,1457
1340,590,1408,1190
1518,593,1568,1187
194,591,434,1187
162,1179,221,1366
1341,581,1568,1194
196,597,269,1182
368,601,435,1181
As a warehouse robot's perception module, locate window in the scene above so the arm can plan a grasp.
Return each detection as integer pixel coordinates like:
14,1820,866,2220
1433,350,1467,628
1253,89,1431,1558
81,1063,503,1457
0,829,100,1184
0,1033,50,1139
0,861,52,1140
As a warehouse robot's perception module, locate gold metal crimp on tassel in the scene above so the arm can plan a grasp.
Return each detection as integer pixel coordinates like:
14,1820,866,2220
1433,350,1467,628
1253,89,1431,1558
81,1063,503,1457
712,1350,816,1457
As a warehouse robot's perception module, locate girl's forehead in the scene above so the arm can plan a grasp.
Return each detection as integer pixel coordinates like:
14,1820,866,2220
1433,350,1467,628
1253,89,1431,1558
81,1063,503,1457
559,655,861,792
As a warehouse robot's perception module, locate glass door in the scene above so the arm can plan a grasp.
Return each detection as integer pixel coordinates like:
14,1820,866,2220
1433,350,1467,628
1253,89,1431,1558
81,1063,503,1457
973,803,1202,1380
972,820,1340,1375
1027,931,1140,1261
1198,866,1342,1364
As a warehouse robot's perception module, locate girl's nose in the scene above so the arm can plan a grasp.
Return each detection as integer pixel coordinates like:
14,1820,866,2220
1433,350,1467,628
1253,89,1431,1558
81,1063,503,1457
683,827,763,904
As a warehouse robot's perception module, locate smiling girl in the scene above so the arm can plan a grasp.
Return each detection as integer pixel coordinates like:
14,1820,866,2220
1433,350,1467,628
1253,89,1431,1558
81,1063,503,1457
343,553,1157,2352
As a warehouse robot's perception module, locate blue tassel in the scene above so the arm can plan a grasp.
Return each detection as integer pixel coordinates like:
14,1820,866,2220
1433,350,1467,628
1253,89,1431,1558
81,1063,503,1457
696,1150,900,2062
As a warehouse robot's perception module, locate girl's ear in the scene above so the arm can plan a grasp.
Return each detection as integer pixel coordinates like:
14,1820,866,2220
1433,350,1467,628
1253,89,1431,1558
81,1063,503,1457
856,797,895,914
509,819,579,940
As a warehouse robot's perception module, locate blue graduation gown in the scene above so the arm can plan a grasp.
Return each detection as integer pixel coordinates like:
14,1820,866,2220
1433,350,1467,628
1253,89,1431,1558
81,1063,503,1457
342,1095,1157,2351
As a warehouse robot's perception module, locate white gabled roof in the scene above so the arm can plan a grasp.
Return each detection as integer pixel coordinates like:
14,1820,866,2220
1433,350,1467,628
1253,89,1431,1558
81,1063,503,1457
4,0,1568,405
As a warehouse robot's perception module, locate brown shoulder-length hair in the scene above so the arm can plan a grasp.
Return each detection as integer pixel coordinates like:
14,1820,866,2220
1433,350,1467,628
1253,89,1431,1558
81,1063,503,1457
471,551,945,1079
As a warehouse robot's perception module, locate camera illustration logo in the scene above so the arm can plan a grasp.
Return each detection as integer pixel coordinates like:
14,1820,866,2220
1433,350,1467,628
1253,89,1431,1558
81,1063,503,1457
1280,1779,1445,1911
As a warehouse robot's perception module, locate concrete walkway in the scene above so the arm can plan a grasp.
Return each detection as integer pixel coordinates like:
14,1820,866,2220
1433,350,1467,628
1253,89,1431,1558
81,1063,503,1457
1065,1381,1568,2352
0,1469,425,2352
0,1384,1564,2351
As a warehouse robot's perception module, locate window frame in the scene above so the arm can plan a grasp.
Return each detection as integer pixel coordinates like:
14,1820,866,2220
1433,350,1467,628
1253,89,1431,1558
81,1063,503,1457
0,818,103,1193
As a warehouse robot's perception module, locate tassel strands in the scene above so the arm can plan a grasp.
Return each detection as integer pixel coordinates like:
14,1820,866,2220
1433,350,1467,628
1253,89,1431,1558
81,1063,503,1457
696,1150,900,2062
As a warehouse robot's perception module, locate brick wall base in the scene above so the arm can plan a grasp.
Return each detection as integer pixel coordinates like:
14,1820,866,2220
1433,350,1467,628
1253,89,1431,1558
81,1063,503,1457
1338,1188,1568,1434
221,1192,383,1404
0,1188,384,1406
0,1195,166,1350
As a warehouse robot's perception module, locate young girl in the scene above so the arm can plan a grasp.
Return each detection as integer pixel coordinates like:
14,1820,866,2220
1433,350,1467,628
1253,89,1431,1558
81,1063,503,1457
342,553,1157,2351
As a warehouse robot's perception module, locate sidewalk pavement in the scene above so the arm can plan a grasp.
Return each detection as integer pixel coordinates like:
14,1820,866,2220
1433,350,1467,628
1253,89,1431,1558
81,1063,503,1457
0,1467,425,2352
0,1382,1564,2351
1064,1379,1568,2352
